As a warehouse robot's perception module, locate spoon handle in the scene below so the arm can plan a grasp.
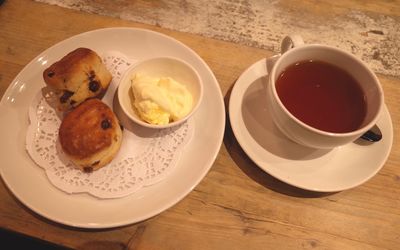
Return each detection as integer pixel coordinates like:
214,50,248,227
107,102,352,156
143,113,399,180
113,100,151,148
360,130,382,142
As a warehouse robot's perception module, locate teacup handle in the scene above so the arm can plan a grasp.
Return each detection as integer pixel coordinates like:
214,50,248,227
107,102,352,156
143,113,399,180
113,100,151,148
267,35,304,73
281,35,304,53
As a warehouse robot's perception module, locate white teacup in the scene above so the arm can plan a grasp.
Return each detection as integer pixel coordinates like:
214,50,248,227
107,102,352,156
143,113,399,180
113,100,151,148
266,35,384,149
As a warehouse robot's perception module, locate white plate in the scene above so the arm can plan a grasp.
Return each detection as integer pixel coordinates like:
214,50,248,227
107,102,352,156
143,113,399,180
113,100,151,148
229,58,393,192
0,28,225,228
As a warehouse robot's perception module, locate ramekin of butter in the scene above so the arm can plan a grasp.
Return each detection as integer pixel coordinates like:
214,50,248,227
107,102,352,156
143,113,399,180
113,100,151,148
118,57,203,129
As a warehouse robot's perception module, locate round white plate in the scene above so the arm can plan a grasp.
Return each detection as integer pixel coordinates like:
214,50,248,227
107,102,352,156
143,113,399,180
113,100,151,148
229,58,393,192
0,28,225,228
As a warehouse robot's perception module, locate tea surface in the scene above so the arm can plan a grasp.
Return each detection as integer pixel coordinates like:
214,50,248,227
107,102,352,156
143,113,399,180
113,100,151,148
276,60,367,133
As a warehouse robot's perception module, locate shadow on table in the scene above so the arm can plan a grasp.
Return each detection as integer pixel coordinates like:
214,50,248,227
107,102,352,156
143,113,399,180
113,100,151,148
0,228,71,250
223,82,336,198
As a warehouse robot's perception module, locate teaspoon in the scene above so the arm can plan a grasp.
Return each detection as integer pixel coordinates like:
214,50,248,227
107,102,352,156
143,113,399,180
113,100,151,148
360,125,382,142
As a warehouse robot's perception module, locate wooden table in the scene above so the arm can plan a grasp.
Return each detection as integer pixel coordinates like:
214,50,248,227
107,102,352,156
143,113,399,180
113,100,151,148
1,0,399,249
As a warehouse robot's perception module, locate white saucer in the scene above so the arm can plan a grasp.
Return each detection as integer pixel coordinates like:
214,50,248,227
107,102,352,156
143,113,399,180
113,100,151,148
229,58,393,192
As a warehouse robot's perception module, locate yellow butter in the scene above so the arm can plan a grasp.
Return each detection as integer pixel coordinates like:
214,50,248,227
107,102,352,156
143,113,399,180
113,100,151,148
130,74,193,125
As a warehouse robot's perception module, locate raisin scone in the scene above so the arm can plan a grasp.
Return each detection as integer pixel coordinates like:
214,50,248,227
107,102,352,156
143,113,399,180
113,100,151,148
43,48,112,111
58,99,123,172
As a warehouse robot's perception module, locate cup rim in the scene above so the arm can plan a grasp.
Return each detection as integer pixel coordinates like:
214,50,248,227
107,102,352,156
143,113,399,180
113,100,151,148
269,44,384,138
117,56,203,129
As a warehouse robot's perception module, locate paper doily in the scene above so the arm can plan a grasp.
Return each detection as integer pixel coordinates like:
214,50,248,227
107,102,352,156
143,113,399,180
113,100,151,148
25,51,194,199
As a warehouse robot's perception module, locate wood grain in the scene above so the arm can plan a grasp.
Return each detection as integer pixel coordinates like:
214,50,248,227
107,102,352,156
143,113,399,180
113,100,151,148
0,0,399,249
34,0,400,77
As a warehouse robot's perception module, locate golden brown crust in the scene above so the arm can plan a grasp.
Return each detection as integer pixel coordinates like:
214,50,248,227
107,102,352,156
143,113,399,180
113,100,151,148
59,99,122,171
43,48,97,90
43,48,112,111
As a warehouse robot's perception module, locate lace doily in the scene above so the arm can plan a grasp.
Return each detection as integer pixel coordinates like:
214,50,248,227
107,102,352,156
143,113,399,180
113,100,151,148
25,51,194,199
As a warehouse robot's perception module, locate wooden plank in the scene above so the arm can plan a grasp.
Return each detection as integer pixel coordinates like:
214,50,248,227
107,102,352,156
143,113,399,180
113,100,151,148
34,0,400,77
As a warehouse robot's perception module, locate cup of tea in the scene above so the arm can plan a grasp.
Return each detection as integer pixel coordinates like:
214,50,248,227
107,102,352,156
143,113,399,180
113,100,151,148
266,35,384,149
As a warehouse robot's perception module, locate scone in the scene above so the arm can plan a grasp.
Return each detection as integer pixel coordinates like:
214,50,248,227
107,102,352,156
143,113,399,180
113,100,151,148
59,99,123,172
43,47,112,111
